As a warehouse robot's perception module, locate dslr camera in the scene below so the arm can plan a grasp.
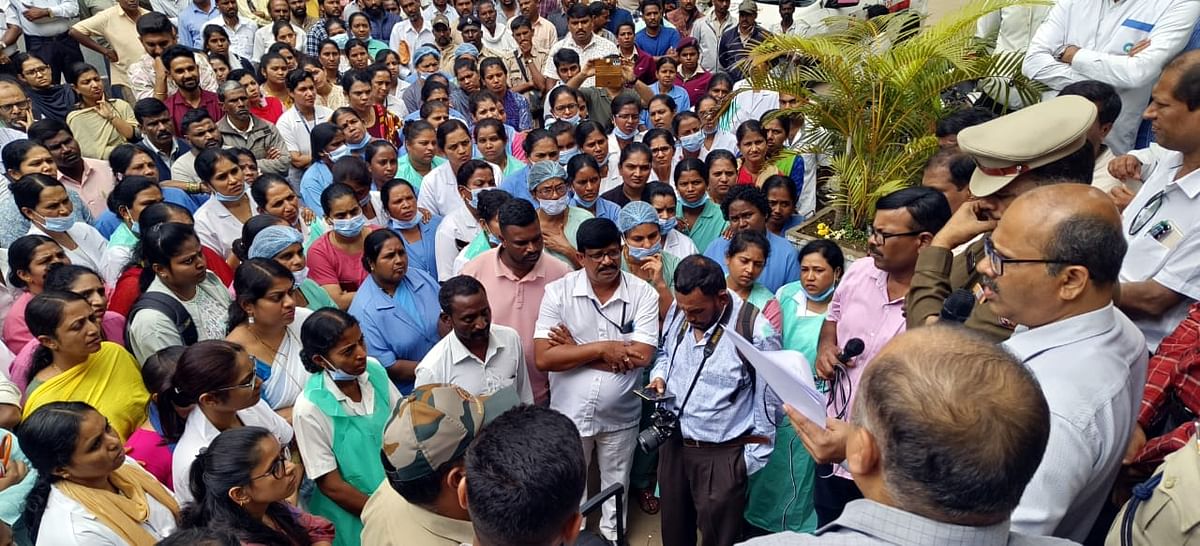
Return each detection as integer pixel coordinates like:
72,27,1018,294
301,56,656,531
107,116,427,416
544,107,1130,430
636,405,679,453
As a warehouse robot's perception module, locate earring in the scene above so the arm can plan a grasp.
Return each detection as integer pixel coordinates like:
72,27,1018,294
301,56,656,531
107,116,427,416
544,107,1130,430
248,315,255,325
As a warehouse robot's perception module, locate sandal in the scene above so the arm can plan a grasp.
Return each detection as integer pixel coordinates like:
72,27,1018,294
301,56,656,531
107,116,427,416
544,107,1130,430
636,488,660,515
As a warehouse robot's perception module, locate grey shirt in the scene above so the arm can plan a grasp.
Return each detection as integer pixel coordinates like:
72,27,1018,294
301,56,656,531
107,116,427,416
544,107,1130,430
739,500,1080,546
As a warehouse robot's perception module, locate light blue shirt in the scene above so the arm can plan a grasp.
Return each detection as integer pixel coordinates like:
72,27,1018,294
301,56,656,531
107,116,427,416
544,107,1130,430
348,268,441,393
94,187,199,239
179,1,219,49
573,195,621,223
651,292,781,471
643,81,691,127
394,215,442,280
500,164,534,204
300,161,333,216
703,230,800,293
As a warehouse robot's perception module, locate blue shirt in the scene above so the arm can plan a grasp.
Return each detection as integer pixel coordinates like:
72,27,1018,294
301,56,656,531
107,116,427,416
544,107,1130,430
394,215,442,280
179,2,220,49
635,27,681,57
643,81,691,127
348,268,441,392
500,164,535,205
300,162,333,216
367,10,404,42
606,8,633,34
572,195,621,223
93,187,199,239
703,230,800,293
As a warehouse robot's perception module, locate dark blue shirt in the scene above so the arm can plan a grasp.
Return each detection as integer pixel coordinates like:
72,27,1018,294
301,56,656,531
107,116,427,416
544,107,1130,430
606,8,633,34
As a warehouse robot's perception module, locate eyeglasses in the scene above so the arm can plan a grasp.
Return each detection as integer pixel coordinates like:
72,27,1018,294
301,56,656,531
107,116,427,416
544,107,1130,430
615,112,639,122
251,446,292,481
866,226,922,245
534,182,568,199
583,248,621,263
23,66,49,76
982,233,1072,277
1128,190,1165,235
0,100,30,113
211,374,257,392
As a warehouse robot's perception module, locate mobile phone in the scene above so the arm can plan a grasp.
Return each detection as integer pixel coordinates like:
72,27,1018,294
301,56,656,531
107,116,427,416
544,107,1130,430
633,387,675,402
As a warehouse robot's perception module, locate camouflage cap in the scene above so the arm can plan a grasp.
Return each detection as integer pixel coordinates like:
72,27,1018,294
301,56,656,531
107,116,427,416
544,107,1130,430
382,384,520,482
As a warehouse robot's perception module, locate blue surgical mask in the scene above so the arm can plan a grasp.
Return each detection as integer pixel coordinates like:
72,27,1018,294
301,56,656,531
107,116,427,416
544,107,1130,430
468,187,488,209
809,282,837,302
558,146,579,165
131,221,141,236
348,132,371,150
613,124,637,141
329,144,352,161
658,217,678,234
331,214,366,237
486,231,501,246
321,357,362,381
680,131,705,153
560,113,581,126
390,216,421,230
39,214,75,233
628,241,661,261
572,193,597,208
214,185,247,202
681,192,709,209
293,266,309,284
539,195,570,215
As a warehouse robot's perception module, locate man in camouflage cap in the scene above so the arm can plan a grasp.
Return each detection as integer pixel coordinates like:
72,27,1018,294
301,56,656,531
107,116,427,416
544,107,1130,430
359,383,519,546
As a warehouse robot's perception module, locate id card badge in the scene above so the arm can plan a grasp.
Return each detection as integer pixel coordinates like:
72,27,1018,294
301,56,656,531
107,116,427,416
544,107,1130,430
1148,219,1185,250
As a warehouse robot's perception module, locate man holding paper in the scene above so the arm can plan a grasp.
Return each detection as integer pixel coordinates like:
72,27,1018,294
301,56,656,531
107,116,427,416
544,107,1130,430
646,254,780,546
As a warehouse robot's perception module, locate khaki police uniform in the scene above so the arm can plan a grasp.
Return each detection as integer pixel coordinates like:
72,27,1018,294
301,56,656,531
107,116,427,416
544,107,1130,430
1105,433,1200,546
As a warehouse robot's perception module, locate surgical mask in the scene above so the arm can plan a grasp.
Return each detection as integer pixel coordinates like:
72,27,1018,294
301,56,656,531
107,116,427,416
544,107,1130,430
348,132,372,150
538,195,570,215
38,214,75,233
329,144,352,161
809,282,837,302
613,124,637,141
628,241,661,261
658,217,677,234
468,187,488,208
321,357,361,381
214,185,247,202
559,113,580,126
572,193,597,208
681,192,709,209
331,214,366,237
293,266,309,284
358,194,371,208
390,215,421,230
486,231,501,246
131,221,141,236
680,131,705,152
558,146,579,165
703,126,717,136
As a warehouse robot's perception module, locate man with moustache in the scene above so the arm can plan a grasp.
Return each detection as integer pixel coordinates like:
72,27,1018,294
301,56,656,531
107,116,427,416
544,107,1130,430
288,0,316,31
170,108,224,184
161,45,223,134
977,184,1146,542
415,276,534,404
253,0,306,58
216,81,289,176
534,217,659,545
304,0,345,56
358,0,402,42
0,79,34,164
389,0,435,73
133,98,193,184
129,12,220,101
810,186,950,526
906,95,1100,342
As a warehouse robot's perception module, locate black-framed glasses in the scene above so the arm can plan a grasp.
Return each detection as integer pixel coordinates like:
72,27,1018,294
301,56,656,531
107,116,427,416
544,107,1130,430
827,364,852,420
212,374,257,393
0,99,30,113
251,446,292,481
1128,190,1165,235
583,248,622,263
866,226,922,244
982,234,1072,276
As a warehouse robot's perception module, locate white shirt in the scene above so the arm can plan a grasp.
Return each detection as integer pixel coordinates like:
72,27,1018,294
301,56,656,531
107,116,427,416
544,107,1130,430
27,222,109,282
534,270,659,436
172,398,294,504
1118,150,1200,349
416,159,504,217
482,22,517,53
663,229,698,257
292,360,402,480
701,130,737,159
3,0,77,36
389,18,436,68
1003,305,1147,542
1091,146,1126,194
37,462,177,545
277,104,333,185
415,324,533,403
253,22,305,59
541,35,620,87
421,4,458,26
194,194,258,259
1021,0,1200,154
599,155,623,195
434,206,480,282
206,15,259,62
685,16,719,72
975,6,1051,108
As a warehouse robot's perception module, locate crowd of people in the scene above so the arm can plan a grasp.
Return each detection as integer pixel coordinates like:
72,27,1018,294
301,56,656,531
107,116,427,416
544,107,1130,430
0,0,1188,543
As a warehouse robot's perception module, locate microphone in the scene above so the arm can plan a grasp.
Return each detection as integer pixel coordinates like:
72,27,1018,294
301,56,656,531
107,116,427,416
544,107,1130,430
836,338,865,364
939,289,977,324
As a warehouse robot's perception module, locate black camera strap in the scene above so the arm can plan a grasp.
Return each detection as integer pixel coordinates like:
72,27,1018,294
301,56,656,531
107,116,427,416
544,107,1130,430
670,303,734,417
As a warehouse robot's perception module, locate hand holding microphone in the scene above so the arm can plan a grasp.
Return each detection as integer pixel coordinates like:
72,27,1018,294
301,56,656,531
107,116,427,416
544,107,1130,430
816,338,865,379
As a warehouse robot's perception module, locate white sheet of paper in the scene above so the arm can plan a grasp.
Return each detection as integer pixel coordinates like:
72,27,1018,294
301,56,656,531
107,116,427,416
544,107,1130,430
726,330,828,430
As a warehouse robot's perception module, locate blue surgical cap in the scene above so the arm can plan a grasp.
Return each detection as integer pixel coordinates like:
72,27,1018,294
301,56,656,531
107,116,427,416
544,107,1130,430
413,45,441,65
527,161,567,192
617,201,658,233
247,225,304,260
454,43,480,59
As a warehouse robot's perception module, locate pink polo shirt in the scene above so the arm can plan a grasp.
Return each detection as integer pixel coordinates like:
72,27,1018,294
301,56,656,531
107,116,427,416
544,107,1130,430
58,158,117,219
460,248,571,405
825,258,907,477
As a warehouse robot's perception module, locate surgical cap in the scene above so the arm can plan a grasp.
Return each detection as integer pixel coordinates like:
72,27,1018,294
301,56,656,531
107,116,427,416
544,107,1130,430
617,201,658,233
454,43,480,59
414,45,441,65
527,161,567,191
247,225,304,260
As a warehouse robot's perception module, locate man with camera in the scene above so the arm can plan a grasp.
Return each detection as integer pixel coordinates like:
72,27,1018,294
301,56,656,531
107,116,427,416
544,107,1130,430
646,254,781,546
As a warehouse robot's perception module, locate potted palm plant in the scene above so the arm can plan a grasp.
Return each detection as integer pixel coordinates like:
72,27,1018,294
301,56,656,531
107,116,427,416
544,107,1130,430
739,0,1046,252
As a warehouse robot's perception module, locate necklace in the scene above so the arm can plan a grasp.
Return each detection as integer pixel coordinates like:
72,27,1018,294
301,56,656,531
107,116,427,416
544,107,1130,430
247,324,289,359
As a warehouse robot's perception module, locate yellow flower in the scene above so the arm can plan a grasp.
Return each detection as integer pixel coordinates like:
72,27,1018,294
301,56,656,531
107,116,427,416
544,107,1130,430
816,223,830,237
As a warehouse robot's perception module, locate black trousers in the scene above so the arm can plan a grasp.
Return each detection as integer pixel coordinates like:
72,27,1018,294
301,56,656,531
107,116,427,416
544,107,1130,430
658,436,747,546
813,464,863,527
25,34,83,84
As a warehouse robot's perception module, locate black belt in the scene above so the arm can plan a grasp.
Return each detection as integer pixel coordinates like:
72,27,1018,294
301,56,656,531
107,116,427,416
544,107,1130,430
680,434,768,448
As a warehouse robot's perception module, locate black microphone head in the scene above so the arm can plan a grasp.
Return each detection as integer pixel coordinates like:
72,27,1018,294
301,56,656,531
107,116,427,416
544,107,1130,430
843,338,865,359
939,289,977,324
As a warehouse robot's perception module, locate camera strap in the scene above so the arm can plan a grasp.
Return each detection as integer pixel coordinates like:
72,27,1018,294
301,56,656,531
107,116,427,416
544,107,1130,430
672,303,734,417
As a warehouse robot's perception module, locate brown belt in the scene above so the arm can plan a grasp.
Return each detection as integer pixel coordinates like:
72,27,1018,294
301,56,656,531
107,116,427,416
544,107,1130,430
680,435,769,448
